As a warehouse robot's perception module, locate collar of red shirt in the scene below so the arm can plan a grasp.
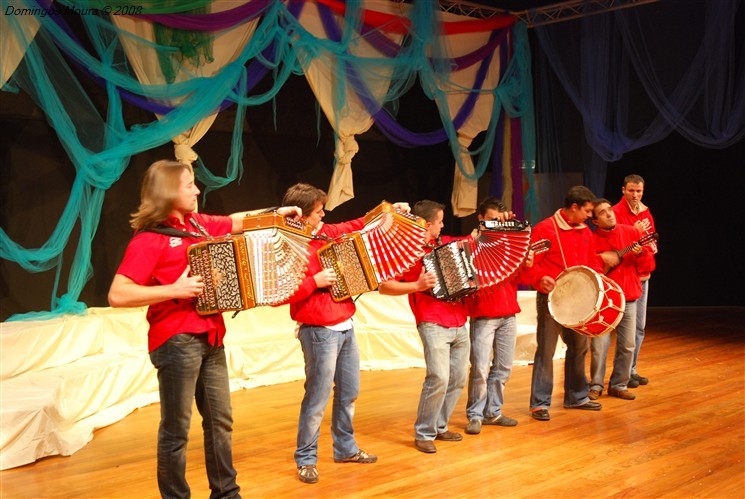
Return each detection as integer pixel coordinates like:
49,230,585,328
554,209,587,230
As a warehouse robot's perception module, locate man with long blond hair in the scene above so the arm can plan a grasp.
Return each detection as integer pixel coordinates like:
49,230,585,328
109,159,299,498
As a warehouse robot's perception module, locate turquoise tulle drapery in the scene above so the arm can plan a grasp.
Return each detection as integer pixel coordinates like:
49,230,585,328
1,0,533,320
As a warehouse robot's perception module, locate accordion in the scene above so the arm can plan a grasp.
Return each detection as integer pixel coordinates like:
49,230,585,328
187,213,313,315
317,201,427,301
423,219,533,301
423,240,479,301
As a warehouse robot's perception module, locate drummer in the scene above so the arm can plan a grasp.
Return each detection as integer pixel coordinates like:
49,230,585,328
523,186,606,421
588,199,655,401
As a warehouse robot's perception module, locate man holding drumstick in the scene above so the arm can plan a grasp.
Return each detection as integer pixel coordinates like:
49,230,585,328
525,186,606,422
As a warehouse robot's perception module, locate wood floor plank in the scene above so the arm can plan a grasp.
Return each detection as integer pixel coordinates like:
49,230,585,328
1,307,743,498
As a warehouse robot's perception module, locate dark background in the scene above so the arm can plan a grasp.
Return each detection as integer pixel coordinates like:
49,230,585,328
1,15,744,321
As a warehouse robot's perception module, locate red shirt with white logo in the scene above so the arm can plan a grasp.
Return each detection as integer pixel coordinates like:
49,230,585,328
116,212,233,352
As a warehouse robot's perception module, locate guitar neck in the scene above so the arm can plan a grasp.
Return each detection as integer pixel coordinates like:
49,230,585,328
530,239,551,255
616,232,659,258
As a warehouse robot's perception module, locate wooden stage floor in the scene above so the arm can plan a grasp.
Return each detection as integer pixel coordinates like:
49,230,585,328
1,307,743,498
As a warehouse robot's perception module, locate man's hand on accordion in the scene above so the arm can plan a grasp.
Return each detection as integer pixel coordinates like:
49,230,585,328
392,202,411,214
416,268,438,292
314,268,338,289
276,205,303,219
173,266,205,299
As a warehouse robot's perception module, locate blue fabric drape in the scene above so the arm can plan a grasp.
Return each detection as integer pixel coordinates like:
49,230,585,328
533,0,745,195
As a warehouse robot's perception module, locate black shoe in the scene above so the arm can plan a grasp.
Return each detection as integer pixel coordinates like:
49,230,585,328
628,377,640,388
631,373,649,385
531,409,550,421
566,401,602,411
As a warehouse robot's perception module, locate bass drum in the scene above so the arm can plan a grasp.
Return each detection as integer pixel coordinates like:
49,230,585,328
548,265,625,337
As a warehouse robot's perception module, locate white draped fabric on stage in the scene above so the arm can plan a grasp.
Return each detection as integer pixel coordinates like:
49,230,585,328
0,291,560,470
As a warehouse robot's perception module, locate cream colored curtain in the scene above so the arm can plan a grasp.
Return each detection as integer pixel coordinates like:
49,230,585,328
297,1,406,210
112,1,258,164
1,13,40,87
434,11,503,217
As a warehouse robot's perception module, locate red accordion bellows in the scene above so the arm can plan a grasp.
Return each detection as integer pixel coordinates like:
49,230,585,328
318,202,427,301
471,219,532,288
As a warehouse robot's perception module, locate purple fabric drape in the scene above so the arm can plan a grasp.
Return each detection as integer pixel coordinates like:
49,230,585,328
34,0,302,115
136,0,272,31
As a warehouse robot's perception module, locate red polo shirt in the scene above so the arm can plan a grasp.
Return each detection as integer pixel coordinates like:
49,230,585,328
400,235,469,328
116,212,233,352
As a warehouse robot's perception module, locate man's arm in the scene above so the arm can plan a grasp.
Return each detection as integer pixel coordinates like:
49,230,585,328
108,268,204,308
378,268,436,296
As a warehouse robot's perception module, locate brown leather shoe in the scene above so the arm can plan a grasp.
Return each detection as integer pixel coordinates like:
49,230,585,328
588,389,602,400
414,439,436,453
435,430,463,441
608,387,636,400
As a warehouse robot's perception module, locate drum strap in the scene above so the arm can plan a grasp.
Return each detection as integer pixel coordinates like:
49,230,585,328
551,217,569,270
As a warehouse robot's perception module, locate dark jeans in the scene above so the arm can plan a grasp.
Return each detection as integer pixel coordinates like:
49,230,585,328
149,334,240,499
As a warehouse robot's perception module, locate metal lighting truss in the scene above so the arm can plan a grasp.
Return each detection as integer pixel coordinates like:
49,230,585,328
436,0,660,26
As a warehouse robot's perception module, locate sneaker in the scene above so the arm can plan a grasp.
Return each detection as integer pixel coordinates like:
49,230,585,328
608,387,636,400
628,377,640,388
483,414,518,426
334,450,378,463
631,373,649,385
297,465,318,484
531,409,550,421
588,389,602,400
435,430,463,441
465,419,482,434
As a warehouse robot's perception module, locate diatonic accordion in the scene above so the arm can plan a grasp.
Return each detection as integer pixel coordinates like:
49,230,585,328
423,219,532,301
187,213,313,315
317,201,427,301
423,240,479,301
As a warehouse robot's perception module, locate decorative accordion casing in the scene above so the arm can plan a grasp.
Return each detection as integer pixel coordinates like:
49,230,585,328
187,213,313,315
317,201,427,302
423,219,532,301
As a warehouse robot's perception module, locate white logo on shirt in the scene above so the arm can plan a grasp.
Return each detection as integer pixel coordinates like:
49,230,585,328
169,237,183,248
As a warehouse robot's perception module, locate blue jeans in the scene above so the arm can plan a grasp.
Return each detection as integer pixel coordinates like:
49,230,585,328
295,325,360,466
530,293,591,410
415,322,470,441
467,315,517,420
590,300,638,391
632,280,649,375
149,334,240,499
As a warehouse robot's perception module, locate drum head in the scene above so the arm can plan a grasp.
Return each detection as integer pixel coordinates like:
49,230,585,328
549,266,602,327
